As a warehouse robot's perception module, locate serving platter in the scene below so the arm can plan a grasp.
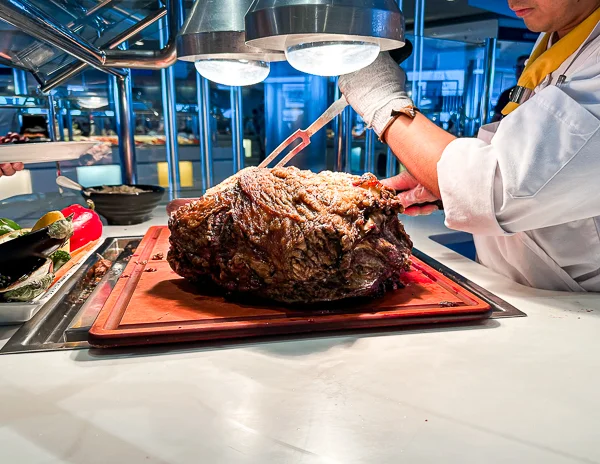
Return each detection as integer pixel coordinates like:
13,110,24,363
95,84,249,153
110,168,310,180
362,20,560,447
0,240,99,325
89,227,494,348
0,141,98,164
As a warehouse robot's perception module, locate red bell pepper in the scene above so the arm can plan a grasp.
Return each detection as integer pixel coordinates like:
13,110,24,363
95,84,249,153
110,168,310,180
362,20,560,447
61,204,103,252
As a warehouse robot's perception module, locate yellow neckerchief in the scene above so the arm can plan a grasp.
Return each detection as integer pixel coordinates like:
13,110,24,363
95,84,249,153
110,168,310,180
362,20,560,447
502,6,600,116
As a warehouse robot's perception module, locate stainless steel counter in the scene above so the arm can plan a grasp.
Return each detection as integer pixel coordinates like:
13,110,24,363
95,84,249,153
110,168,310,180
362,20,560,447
0,208,599,464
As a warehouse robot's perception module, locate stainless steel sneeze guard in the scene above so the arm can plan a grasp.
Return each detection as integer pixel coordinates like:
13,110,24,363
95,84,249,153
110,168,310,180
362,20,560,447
40,6,168,93
0,0,124,78
0,239,526,355
0,0,183,92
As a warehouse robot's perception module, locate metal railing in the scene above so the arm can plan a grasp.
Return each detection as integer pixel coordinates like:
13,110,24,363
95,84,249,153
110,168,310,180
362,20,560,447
0,0,187,187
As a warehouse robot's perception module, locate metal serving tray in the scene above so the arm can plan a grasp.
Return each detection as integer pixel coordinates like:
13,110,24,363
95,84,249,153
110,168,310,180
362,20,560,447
0,236,140,354
0,237,525,355
411,249,525,319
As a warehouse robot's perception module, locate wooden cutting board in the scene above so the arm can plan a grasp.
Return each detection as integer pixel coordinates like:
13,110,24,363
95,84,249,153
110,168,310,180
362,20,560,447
89,226,491,347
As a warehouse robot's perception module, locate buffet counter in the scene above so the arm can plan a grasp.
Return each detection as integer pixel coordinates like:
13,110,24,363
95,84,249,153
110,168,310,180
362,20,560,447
1,208,599,464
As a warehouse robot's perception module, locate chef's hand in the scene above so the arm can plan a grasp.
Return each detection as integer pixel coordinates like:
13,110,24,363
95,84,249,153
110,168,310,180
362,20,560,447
338,53,416,139
0,163,24,177
381,171,440,217
167,198,197,216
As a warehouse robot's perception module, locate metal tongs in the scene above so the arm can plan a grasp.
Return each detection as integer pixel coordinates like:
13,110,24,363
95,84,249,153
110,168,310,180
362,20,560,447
259,40,414,169
258,96,349,169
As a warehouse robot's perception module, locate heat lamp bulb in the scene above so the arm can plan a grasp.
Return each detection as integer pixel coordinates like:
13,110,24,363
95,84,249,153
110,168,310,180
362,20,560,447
285,40,380,77
76,96,109,109
194,59,270,86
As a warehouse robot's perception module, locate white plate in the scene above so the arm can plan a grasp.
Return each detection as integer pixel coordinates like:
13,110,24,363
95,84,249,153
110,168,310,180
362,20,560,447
0,243,99,325
0,141,99,164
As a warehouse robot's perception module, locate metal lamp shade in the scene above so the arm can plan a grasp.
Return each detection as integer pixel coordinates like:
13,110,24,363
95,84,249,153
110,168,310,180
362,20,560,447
177,0,285,62
245,0,406,52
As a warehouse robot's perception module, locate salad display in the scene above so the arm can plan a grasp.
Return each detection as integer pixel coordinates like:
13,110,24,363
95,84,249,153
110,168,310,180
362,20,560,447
0,204,103,302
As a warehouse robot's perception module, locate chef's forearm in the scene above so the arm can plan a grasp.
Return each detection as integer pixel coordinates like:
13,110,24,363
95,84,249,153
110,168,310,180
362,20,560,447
383,113,456,198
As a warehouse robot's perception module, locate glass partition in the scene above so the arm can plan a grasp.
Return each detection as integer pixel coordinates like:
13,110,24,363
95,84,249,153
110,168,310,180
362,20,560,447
406,35,488,138
491,40,535,115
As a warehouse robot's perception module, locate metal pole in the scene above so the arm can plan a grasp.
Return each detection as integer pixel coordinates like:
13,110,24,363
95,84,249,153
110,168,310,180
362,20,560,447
385,148,397,177
18,0,116,74
103,0,179,69
160,17,180,196
191,114,199,138
364,129,375,174
412,0,425,107
12,68,27,95
57,102,65,141
47,94,63,186
230,86,244,173
174,0,186,28
112,5,145,24
344,106,353,173
66,109,73,141
336,114,345,172
463,60,480,137
112,73,137,184
0,0,125,78
46,95,57,141
60,0,116,33
40,7,167,93
385,0,402,179
480,38,497,127
108,72,115,108
196,73,213,192
334,79,353,173
13,68,27,129
334,78,346,172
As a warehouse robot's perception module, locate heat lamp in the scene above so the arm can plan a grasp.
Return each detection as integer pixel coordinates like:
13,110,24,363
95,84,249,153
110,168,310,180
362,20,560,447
177,0,285,86
245,0,406,77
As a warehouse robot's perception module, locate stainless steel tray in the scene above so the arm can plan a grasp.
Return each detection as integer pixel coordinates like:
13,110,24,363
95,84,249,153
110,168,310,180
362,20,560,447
1,236,140,354
412,249,526,319
0,240,525,355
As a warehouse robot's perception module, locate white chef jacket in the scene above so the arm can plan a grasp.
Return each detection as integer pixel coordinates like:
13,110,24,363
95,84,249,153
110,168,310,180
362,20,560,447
438,22,600,292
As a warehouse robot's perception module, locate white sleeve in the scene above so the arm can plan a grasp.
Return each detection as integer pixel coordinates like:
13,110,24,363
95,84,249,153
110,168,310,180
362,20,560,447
438,85,600,236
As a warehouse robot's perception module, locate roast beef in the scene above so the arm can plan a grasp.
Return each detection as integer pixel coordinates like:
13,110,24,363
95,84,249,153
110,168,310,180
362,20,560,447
168,167,412,304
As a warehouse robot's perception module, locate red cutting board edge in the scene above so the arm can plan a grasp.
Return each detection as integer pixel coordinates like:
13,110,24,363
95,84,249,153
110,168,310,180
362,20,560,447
89,226,491,348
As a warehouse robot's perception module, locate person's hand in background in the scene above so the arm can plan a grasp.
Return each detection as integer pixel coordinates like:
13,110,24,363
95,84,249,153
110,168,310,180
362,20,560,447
0,163,24,177
381,170,441,216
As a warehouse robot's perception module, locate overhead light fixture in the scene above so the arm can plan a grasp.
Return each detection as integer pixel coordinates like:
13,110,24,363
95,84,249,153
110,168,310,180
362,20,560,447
194,59,270,87
285,39,381,77
76,95,109,109
245,0,405,76
177,0,285,86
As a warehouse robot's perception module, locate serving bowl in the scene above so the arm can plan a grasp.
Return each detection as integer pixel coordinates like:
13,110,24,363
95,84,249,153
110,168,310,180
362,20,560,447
81,184,165,225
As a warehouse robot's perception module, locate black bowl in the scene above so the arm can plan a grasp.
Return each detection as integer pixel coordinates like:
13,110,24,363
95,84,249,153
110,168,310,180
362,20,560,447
82,184,165,225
